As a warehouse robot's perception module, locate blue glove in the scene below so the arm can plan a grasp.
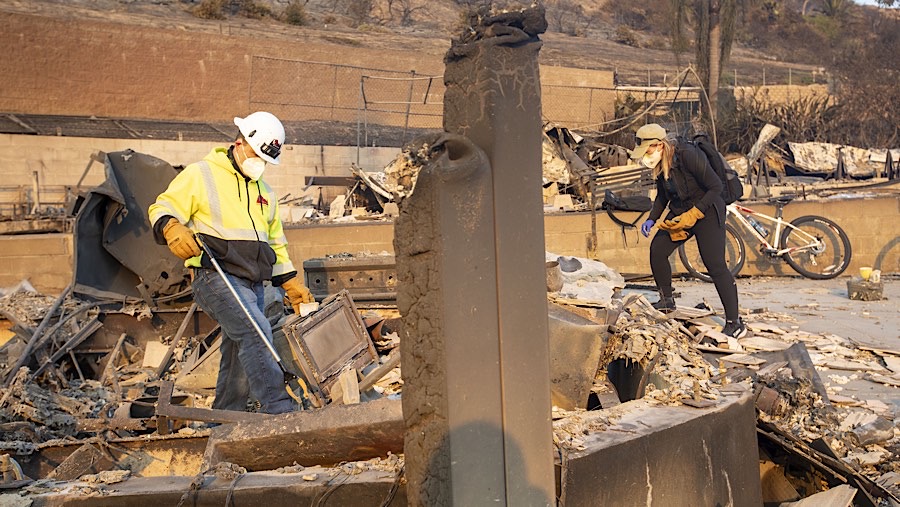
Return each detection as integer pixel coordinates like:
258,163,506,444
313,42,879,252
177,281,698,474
640,219,655,237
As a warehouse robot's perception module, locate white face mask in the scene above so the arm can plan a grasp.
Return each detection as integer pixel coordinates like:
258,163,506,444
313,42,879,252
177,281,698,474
236,142,266,181
240,156,267,181
642,149,662,169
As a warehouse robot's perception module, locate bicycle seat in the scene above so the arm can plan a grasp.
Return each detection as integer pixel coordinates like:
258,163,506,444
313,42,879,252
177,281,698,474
768,195,797,205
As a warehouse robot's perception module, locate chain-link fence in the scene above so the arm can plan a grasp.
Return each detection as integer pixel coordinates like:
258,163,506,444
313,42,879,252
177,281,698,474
541,85,617,130
615,66,828,89
357,73,443,145
249,57,830,147
249,56,443,147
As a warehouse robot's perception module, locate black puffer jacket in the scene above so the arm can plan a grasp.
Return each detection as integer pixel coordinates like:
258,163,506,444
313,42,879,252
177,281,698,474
648,141,726,227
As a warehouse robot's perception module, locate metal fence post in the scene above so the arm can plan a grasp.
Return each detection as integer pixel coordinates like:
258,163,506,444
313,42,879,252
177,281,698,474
403,70,415,143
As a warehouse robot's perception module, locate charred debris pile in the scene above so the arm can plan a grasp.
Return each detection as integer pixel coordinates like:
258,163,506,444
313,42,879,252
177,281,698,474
0,256,898,503
0,150,895,504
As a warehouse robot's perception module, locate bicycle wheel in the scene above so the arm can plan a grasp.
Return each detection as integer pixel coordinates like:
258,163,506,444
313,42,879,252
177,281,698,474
678,223,746,282
781,215,852,279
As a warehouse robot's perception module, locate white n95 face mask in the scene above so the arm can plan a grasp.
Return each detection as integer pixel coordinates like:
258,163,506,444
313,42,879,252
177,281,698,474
642,150,662,169
241,157,267,181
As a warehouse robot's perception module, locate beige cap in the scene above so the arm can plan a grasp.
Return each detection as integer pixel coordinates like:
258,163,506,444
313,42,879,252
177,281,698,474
629,123,667,160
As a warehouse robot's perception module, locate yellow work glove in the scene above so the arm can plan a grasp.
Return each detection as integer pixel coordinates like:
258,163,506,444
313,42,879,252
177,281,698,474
162,218,201,260
666,229,689,242
281,277,314,314
660,206,705,231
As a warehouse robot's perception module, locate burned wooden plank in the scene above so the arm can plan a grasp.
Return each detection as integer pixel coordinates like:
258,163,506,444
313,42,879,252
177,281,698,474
782,485,856,507
757,422,896,507
358,350,401,393
46,443,115,481
155,302,197,378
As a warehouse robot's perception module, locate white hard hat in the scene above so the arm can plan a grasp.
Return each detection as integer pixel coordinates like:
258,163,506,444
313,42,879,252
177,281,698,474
233,111,285,165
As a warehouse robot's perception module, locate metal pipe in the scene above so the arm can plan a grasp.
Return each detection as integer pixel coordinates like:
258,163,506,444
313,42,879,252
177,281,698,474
194,237,284,365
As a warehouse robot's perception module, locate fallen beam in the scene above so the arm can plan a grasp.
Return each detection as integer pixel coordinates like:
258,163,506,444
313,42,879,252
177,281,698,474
358,350,401,393
202,397,403,471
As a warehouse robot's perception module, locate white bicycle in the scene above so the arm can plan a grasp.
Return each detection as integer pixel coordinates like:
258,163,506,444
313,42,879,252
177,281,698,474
678,195,852,281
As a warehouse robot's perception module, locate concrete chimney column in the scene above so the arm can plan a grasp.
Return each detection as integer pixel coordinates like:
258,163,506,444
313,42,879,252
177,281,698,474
394,5,554,506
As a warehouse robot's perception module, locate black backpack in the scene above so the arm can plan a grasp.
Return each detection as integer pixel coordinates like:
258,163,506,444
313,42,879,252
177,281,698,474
691,134,743,204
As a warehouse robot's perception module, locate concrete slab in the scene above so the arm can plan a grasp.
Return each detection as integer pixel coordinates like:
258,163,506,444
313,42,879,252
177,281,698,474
655,276,900,349
202,397,403,471
26,468,406,507
558,389,762,506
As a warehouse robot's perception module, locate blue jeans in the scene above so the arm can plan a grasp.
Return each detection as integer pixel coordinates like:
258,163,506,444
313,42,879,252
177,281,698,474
191,268,294,414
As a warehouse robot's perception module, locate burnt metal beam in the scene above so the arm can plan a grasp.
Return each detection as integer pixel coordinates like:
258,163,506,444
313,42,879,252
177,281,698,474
28,316,102,381
46,443,115,481
3,284,72,386
303,176,357,187
155,381,269,432
155,302,198,378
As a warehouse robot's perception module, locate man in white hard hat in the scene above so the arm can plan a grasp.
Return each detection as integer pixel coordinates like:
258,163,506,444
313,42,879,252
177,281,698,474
149,111,313,414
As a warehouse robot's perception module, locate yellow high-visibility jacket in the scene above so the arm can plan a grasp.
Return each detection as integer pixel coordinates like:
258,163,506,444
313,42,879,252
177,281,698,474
149,147,295,284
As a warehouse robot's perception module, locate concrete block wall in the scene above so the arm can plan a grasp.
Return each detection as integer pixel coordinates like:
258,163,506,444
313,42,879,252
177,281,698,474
0,11,445,122
286,223,394,266
2,195,896,295
0,134,401,206
283,194,898,279
0,234,72,293
736,195,900,275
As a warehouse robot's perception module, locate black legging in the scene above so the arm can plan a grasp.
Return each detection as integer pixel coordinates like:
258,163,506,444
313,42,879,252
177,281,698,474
649,212,740,321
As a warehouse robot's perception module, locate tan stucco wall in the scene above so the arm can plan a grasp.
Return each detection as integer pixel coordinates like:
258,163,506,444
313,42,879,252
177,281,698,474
5,195,896,295
733,84,830,105
0,11,446,122
0,11,614,126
